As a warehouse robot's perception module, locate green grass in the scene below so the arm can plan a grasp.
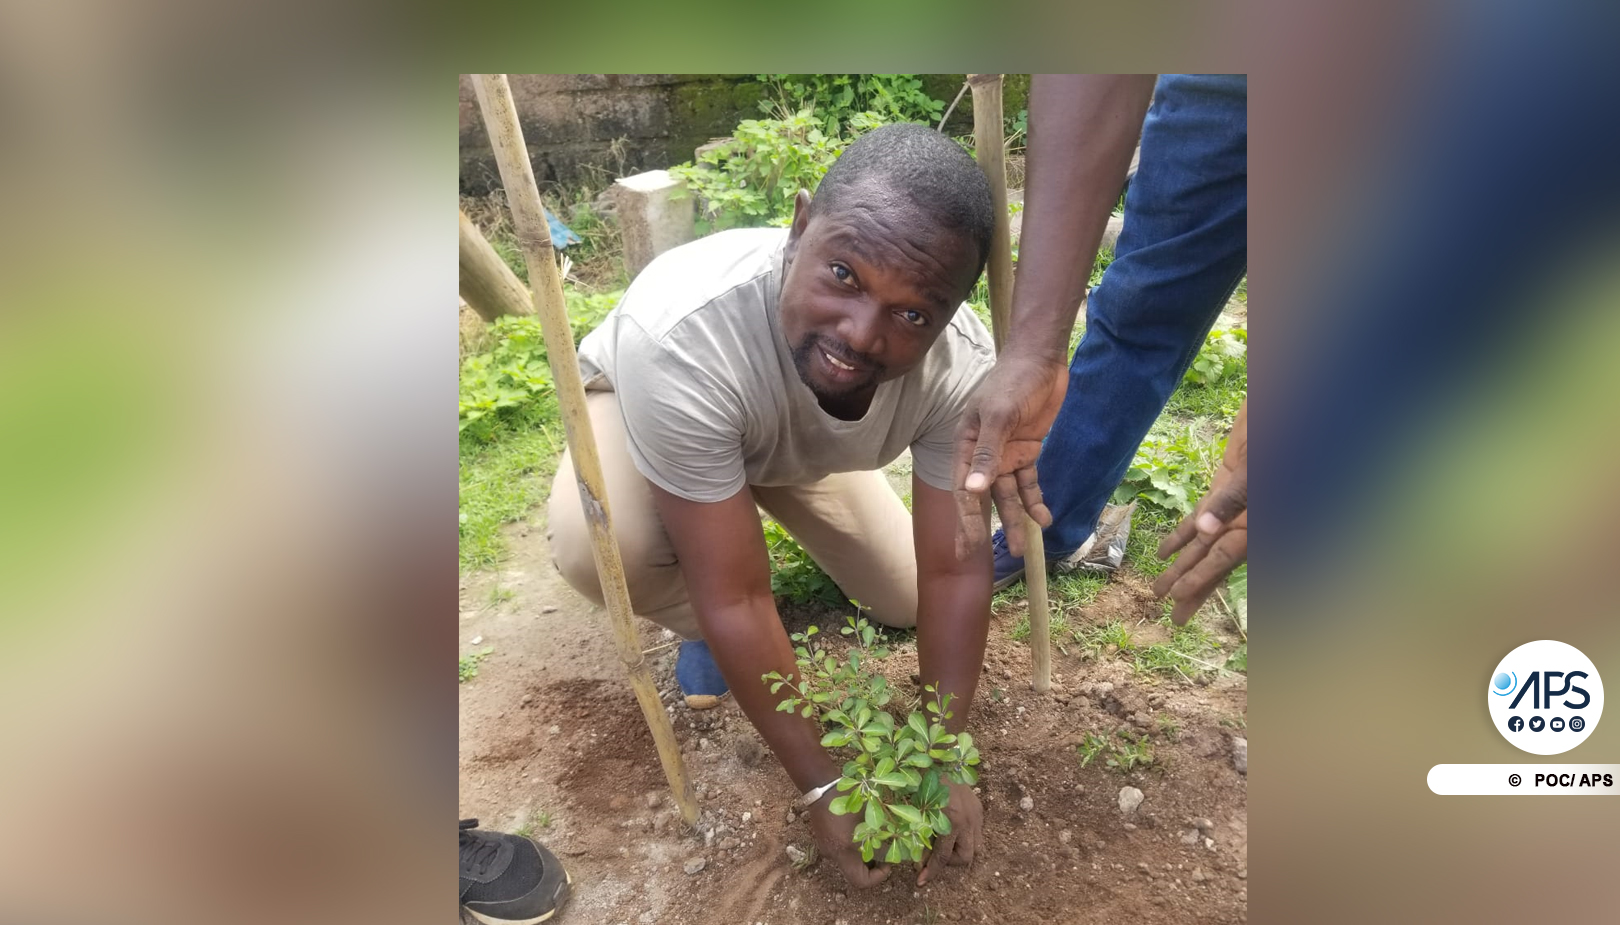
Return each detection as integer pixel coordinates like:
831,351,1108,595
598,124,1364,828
512,811,553,837
459,647,494,683
459,413,563,571
1077,728,1156,774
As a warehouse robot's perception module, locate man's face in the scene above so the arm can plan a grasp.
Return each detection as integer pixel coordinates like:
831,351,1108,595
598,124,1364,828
778,187,981,409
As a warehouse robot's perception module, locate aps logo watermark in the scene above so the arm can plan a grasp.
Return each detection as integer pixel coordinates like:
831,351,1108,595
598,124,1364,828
1488,640,1603,756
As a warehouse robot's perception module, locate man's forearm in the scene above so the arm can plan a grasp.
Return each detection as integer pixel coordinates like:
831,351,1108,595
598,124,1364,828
1006,74,1155,363
915,568,992,734
696,598,841,791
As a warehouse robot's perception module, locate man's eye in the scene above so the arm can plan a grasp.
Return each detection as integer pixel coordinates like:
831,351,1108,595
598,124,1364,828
831,264,853,284
901,310,928,327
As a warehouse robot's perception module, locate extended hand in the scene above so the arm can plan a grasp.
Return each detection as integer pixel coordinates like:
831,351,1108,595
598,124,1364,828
806,792,891,889
1155,400,1247,624
952,351,1067,560
917,781,983,886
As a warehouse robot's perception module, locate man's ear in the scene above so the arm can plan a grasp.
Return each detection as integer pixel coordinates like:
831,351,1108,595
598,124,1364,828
785,189,812,257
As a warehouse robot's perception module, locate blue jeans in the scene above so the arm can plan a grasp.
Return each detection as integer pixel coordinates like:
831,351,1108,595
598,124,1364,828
1033,74,1247,555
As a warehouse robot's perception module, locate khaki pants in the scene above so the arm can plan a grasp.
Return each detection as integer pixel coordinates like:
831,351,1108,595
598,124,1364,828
547,390,918,639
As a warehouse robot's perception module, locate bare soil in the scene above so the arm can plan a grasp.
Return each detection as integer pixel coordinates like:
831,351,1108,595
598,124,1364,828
460,519,1248,925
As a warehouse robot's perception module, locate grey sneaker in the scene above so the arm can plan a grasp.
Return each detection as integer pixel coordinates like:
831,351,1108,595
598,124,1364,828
459,819,572,924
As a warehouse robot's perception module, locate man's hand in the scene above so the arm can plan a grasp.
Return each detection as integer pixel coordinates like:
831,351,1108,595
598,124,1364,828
917,781,983,886
1154,400,1247,624
952,351,1067,560
806,792,890,889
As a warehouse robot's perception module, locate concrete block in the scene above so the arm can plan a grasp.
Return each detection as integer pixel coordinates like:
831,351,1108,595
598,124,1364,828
1100,213,1125,252
614,170,697,276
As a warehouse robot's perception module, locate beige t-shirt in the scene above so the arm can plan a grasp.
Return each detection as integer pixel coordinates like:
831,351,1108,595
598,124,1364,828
576,228,996,503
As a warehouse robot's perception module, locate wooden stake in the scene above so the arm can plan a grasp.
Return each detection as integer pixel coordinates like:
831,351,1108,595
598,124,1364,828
969,74,1051,693
459,209,535,322
471,74,700,825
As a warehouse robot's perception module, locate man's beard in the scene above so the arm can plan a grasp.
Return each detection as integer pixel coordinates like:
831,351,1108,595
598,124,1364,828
790,333,884,400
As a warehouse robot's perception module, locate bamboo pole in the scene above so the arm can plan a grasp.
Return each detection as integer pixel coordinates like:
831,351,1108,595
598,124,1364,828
459,209,535,322
969,74,1051,693
471,74,700,824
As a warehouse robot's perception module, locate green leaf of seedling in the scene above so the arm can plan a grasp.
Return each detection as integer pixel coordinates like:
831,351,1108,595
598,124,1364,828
865,799,885,830
871,773,911,789
932,811,951,835
828,795,850,815
860,843,874,863
776,701,794,712
909,840,924,864
888,803,924,825
885,840,903,864
801,705,813,718
876,756,896,777
821,730,851,747
906,753,932,768
907,714,929,739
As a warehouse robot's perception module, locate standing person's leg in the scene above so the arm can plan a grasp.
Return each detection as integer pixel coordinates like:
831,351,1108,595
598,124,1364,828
997,73,1248,585
752,470,918,630
546,389,701,640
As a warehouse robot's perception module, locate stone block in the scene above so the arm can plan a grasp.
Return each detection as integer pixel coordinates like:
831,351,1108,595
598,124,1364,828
614,170,697,276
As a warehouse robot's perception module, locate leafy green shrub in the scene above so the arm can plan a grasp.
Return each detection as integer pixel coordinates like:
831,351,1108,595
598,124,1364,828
669,110,875,232
764,616,980,866
756,74,944,134
763,520,846,606
1182,328,1247,387
458,289,622,440
1111,425,1224,517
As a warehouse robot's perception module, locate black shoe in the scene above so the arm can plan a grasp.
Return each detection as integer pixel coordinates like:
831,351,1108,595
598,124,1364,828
460,819,572,924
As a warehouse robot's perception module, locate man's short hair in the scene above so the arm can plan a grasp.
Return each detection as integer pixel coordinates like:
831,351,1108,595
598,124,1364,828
811,123,995,278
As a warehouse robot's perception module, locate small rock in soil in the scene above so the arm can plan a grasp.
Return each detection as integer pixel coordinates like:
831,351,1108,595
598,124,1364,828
1138,862,1151,874
1232,737,1248,775
785,845,807,865
540,605,558,614
1122,822,1138,831
1205,837,1216,851
639,913,654,925
470,635,483,645
549,725,561,736
718,838,739,850
646,793,660,809
1191,867,1207,882
520,693,533,705
1180,829,1201,845
742,812,752,823
1092,682,1114,698
1118,786,1144,815
1019,796,1034,812
683,857,707,875
1058,829,1072,844
1194,817,1213,833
